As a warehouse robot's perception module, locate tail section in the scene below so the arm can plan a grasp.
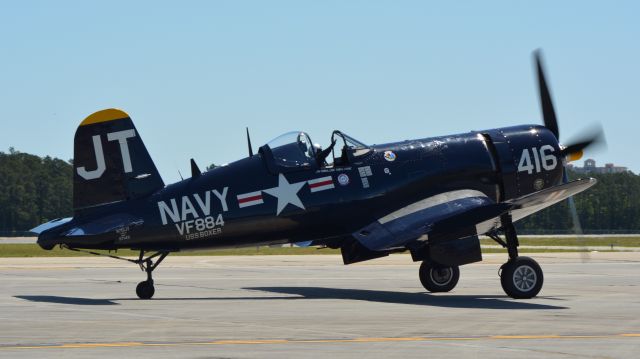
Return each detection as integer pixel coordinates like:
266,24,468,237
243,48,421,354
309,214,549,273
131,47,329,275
73,109,164,211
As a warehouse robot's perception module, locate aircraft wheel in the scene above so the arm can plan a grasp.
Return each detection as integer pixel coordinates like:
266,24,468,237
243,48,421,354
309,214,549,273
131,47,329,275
500,256,543,299
136,280,155,299
419,262,460,292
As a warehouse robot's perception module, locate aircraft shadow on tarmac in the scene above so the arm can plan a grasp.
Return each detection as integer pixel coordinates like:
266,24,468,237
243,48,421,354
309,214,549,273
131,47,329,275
15,295,119,306
15,287,567,310
245,287,567,310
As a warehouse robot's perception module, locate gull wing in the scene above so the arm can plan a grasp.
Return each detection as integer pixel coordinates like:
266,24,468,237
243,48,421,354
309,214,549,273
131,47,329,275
352,178,596,251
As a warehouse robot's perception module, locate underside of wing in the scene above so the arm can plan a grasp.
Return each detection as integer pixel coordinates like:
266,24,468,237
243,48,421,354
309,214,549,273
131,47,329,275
352,189,500,252
350,178,596,254
475,177,597,234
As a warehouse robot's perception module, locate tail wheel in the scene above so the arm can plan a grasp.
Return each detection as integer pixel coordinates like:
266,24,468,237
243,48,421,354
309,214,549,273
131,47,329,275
500,256,543,299
419,262,460,293
136,280,155,299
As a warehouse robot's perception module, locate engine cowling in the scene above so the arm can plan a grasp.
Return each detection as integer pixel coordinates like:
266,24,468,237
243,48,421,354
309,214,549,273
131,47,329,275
484,125,564,201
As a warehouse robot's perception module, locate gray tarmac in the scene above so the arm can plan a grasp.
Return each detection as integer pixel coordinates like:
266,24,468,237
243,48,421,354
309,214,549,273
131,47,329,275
1,253,639,358
0,237,35,244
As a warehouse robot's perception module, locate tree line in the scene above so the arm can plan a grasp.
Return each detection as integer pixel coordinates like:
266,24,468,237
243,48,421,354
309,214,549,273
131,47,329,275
0,149,72,235
517,170,640,234
1,149,639,235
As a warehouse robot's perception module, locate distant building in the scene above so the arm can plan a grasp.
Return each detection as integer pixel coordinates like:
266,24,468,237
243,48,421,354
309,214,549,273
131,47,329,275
566,159,629,174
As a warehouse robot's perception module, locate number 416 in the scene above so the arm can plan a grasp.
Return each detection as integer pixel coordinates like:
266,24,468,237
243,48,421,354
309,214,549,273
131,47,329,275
517,145,557,174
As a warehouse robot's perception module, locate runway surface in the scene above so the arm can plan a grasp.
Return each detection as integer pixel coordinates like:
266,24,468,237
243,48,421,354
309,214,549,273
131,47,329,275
1,253,639,358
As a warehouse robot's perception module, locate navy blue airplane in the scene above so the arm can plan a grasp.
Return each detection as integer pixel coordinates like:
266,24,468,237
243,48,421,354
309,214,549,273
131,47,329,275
32,52,603,299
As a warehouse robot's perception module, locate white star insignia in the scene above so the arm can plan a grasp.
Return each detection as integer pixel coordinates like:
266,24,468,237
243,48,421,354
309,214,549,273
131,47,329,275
263,174,306,215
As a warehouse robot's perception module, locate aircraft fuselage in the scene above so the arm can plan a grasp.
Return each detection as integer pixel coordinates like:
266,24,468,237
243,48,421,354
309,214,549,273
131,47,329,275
38,124,562,253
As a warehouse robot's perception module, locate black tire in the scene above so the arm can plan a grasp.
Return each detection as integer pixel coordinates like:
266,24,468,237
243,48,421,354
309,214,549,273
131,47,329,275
500,256,543,299
136,280,155,299
419,262,460,292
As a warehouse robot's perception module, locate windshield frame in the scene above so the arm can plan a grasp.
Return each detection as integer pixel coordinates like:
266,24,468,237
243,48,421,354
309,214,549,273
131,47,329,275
330,130,371,167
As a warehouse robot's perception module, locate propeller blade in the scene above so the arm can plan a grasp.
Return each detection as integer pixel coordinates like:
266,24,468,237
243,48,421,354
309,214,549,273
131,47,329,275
563,169,589,262
568,197,583,235
535,50,560,140
535,50,602,262
560,125,606,157
568,191,589,262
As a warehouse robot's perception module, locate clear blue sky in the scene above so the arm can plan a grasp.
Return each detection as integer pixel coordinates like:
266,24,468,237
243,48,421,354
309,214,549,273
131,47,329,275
1,1,638,182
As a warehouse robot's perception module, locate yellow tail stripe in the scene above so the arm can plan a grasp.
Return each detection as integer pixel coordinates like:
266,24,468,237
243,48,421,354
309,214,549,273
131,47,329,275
80,108,130,126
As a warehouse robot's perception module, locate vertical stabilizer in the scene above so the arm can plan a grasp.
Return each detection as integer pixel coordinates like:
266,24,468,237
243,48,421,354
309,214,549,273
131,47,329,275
73,109,164,211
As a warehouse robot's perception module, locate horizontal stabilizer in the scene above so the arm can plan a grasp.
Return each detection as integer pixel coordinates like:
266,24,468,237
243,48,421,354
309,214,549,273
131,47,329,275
63,213,144,236
30,217,72,234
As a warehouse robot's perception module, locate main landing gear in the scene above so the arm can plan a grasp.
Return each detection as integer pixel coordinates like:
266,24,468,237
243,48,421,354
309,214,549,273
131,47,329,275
135,251,169,299
417,214,543,299
489,214,543,299
418,262,460,293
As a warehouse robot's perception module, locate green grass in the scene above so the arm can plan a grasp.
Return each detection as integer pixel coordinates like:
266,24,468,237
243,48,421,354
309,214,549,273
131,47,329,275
480,236,640,247
0,240,629,258
4,236,640,258
0,244,341,258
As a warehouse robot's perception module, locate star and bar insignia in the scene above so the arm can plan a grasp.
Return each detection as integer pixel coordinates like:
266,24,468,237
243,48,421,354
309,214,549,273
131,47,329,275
236,174,336,215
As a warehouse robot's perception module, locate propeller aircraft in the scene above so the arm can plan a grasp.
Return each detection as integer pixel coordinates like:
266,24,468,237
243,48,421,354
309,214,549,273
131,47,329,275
32,51,604,299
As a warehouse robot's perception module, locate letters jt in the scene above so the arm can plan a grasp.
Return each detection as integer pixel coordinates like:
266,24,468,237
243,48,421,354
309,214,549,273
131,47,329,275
77,130,137,180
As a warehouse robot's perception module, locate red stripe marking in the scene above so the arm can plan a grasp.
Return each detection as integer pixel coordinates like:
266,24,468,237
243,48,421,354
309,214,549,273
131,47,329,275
309,179,333,188
238,194,262,204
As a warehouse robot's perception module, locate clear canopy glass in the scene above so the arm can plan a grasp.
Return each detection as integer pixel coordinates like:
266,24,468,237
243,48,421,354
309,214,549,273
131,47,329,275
341,133,368,149
265,131,315,168
264,130,370,169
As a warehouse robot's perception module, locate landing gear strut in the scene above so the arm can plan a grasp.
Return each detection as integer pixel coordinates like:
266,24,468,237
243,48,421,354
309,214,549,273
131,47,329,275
60,245,170,300
135,251,169,300
490,214,543,299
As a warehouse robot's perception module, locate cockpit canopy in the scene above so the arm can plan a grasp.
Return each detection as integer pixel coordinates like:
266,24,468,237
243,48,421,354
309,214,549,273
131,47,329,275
265,131,316,168
259,130,370,172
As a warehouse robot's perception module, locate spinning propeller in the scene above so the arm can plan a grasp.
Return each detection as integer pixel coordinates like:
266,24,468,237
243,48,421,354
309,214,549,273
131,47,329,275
534,50,606,256
535,50,605,165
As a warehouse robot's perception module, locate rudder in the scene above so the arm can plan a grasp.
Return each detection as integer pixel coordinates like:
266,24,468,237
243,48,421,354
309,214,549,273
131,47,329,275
73,109,164,211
